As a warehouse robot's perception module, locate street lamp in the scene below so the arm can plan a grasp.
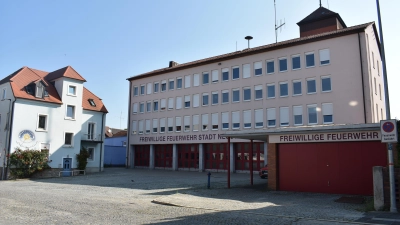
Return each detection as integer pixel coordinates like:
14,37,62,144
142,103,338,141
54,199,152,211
1,99,12,180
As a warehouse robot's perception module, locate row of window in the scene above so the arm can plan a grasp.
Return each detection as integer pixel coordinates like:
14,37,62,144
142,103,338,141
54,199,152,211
133,49,331,96
132,103,333,134
132,77,332,114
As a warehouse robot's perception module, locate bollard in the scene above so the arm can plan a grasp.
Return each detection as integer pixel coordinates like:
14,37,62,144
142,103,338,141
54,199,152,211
207,172,211,189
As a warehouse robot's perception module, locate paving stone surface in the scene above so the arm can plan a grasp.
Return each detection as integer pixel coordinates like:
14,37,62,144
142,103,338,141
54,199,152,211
0,168,378,224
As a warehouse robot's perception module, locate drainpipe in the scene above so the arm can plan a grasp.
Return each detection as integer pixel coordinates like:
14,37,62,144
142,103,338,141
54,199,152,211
4,99,16,180
358,33,367,124
99,112,106,172
126,81,132,168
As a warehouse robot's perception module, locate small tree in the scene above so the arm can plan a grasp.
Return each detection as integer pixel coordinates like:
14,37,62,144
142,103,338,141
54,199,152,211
76,146,90,171
8,148,50,179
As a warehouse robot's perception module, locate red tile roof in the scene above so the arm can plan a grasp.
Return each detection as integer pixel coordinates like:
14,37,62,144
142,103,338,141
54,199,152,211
45,66,86,82
127,22,373,81
82,87,108,113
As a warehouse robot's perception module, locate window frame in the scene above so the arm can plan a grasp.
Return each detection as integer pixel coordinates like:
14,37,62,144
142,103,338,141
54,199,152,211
243,110,251,129
211,113,219,130
232,89,240,103
2,88,6,100
293,105,303,126
222,112,229,130
153,100,159,112
140,84,145,95
161,80,167,92
138,120,144,134
152,119,158,133
279,82,289,97
254,109,264,128
159,118,166,134
254,61,262,76
211,91,218,105
221,90,229,104
243,87,251,101
87,147,95,161
168,97,174,110
193,74,200,87
175,117,181,132
321,76,332,93
319,49,330,66
202,93,209,106
242,63,251,79
291,54,301,70
184,95,191,108
146,83,152,94
176,77,183,89
322,103,333,124
266,59,274,74
279,57,288,72
146,101,152,112
232,66,240,80
292,80,302,96
37,114,48,131
267,83,275,99
64,132,74,147
306,78,317,94
193,94,200,108
211,70,219,83
133,86,138,96
132,103,138,114
305,52,315,68
176,96,182,110
192,115,199,131
254,85,263,100
139,102,145,113
202,72,209,85
184,116,190,132
132,121,137,134
307,104,318,125
267,108,276,127
202,114,209,131
222,68,229,82
232,111,240,129
67,85,77,96
153,82,159,93
168,79,175,91
65,105,76,120
184,75,191,88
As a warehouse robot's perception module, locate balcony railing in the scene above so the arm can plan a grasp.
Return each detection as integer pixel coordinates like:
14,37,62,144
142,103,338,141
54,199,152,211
82,134,103,142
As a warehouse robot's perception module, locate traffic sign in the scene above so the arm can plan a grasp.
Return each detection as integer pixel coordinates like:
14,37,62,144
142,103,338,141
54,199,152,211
380,120,398,143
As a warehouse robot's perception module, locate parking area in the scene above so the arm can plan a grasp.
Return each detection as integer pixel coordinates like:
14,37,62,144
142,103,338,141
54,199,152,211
0,168,380,224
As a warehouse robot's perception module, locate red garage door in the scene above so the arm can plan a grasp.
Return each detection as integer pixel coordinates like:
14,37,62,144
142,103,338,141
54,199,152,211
279,141,387,195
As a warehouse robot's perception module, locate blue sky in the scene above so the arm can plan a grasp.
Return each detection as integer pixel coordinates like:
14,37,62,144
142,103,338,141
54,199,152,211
1,0,399,128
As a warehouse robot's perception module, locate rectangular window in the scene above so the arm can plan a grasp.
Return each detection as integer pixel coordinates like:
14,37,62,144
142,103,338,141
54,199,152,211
243,87,251,101
255,85,262,100
153,101,159,111
232,89,240,102
184,116,190,132
319,49,330,65
255,109,263,128
280,107,289,126
133,86,138,96
177,77,182,89
147,83,152,94
321,76,331,92
222,90,229,104
307,78,317,94
64,132,73,146
161,80,166,92
232,66,239,80
202,72,209,85
267,84,275,99
279,58,288,72
212,113,218,130
267,108,276,127
293,80,302,96
202,114,208,131
36,85,43,98
212,91,218,105
232,111,240,129
293,105,303,125
37,114,47,130
140,85,145,95
152,119,158,133
160,118,166,133
87,122,95,140
68,85,76,96
145,119,151,134
185,75,191,88
377,61,380,76
305,52,315,67
193,115,199,131
184,95,190,108
243,64,250,78
222,68,229,81
374,77,377,94
168,98,174,110
167,117,173,132
211,70,219,83
154,83,159,93
133,103,138,114
87,147,94,161
379,84,382,100
372,52,375,68
202,93,209,106
146,101,151,112
138,120,144,134
169,79,174,90
132,121,137,134
292,55,301,70
266,60,274,74
175,117,182,132
222,112,229,130
279,82,288,97
254,61,262,76
322,103,333,124
193,94,199,107
66,105,75,119
193,74,200,87
139,102,144,113
176,97,182,109
243,110,251,128
160,99,166,111
376,104,379,121
308,105,318,124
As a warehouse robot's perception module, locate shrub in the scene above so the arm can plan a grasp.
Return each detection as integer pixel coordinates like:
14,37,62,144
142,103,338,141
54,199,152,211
7,148,50,179
76,147,90,170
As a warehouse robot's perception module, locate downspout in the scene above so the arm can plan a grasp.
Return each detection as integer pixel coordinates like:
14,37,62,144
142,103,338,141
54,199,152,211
5,99,16,180
126,81,132,168
358,33,367,124
99,112,105,172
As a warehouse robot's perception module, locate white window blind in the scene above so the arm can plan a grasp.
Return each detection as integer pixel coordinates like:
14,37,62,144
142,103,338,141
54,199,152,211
138,120,144,134
132,121,137,134
280,107,289,125
319,49,330,63
168,98,174,110
193,74,200,86
255,85,262,90
185,75,191,88
212,70,219,82
243,110,251,127
160,99,166,110
232,111,239,123
267,108,276,120
222,68,229,73
322,103,333,115
152,119,158,133
193,94,199,107
293,106,302,115
243,64,250,78
222,112,229,123
254,61,262,70
145,120,150,133
212,113,218,129
202,114,208,125
255,109,263,127
168,117,173,129
184,116,190,131
160,118,166,132
175,117,181,126
146,83,152,94
176,96,182,109
133,103,138,113
193,115,199,131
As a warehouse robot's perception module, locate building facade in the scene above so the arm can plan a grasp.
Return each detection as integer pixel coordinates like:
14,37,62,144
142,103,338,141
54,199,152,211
104,129,127,167
126,7,385,176
0,66,108,178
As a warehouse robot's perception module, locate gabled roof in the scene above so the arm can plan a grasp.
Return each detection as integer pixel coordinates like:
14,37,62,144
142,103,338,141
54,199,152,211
45,66,86,82
297,6,346,28
82,87,108,113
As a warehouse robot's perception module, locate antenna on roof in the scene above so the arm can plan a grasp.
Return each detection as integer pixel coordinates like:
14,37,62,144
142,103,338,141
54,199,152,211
245,36,253,48
320,0,322,7
274,0,285,43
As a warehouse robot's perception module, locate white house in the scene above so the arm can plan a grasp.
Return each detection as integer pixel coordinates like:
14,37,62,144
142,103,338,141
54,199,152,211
0,66,108,179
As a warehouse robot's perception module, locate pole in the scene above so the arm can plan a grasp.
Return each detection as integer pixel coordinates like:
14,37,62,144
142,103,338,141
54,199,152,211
250,139,254,186
376,0,396,212
227,137,230,188
274,0,277,43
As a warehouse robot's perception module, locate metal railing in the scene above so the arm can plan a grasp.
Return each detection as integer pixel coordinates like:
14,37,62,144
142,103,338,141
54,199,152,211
82,134,102,141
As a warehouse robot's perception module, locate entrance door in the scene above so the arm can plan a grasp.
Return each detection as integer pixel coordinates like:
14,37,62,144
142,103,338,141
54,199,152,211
155,145,173,169
63,158,72,177
204,143,228,171
178,144,199,171
134,145,150,167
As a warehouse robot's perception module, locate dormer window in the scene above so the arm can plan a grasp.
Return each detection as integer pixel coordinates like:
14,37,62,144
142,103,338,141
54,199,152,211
68,85,76,96
88,99,96,107
25,86,34,95
44,90,49,97
36,85,43,98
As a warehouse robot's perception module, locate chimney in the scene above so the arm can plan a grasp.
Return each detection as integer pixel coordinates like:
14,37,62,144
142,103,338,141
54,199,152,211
169,61,179,68
297,7,346,37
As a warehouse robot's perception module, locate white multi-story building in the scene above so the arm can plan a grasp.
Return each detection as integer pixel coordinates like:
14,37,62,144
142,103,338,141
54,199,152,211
0,66,108,178
126,7,385,175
